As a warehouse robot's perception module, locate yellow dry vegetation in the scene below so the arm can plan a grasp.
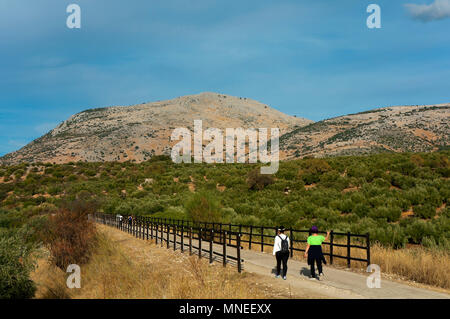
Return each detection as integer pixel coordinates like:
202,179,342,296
32,225,293,299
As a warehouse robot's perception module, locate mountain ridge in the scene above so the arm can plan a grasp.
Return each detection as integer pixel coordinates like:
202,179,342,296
280,103,449,158
0,92,311,165
1,94,449,165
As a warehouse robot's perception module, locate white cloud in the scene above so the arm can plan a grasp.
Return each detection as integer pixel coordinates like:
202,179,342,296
405,0,450,22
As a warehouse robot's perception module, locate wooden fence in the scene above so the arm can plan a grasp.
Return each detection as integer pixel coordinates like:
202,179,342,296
93,213,244,272
93,213,371,271
135,216,371,268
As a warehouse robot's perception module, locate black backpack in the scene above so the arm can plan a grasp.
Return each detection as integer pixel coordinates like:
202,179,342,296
278,235,289,253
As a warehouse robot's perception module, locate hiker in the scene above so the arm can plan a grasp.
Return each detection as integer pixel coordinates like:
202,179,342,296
304,226,330,280
117,214,123,227
128,215,133,231
273,226,290,280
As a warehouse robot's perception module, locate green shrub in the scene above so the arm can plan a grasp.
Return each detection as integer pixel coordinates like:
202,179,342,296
370,223,406,248
413,204,436,219
153,206,186,220
0,230,37,299
246,169,274,190
369,206,402,222
405,219,437,244
185,191,222,223
353,203,371,218
0,209,25,228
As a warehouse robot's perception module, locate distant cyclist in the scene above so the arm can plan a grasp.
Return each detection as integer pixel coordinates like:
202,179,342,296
273,226,290,280
304,226,330,280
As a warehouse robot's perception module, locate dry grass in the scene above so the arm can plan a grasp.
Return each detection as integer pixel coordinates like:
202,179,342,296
32,225,292,299
32,225,450,298
370,244,450,289
319,241,450,289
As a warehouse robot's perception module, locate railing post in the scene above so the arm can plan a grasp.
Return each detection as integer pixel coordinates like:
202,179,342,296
138,219,141,239
237,233,242,273
167,225,170,249
135,220,138,238
347,232,351,268
290,228,294,258
261,226,264,252
223,231,227,267
189,227,193,255
239,225,242,247
228,224,232,245
155,222,158,244
174,225,177,251
160,223,162,246
181,225,184,253
330,230,334,265
366,233,371,267
151,221,153,240
209,229,214,263
199,228,202,259
249,225,253,250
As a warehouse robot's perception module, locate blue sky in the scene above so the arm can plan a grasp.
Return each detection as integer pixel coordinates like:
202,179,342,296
1,0,450,156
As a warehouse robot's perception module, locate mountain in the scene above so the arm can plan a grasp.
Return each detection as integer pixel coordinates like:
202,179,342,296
280,103,449,159
0,92,311,165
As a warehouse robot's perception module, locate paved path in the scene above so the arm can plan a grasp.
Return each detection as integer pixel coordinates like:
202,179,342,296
241,249,449,299
118,223,450,299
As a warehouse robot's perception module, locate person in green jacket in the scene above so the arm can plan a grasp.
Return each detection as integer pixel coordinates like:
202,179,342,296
304,226,330,280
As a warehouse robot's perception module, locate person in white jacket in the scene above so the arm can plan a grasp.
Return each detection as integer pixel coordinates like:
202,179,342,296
273,226,290,280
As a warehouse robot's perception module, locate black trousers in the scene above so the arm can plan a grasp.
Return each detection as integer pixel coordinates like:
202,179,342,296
275,251,289,276
310,257,323,278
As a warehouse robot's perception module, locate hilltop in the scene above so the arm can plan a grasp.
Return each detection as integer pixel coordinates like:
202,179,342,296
1,97,449,165
280,104,449,158
0,92,311,165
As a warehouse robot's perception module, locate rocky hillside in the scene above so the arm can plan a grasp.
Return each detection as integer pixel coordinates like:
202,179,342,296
0,92,311,164
280,104,449,158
